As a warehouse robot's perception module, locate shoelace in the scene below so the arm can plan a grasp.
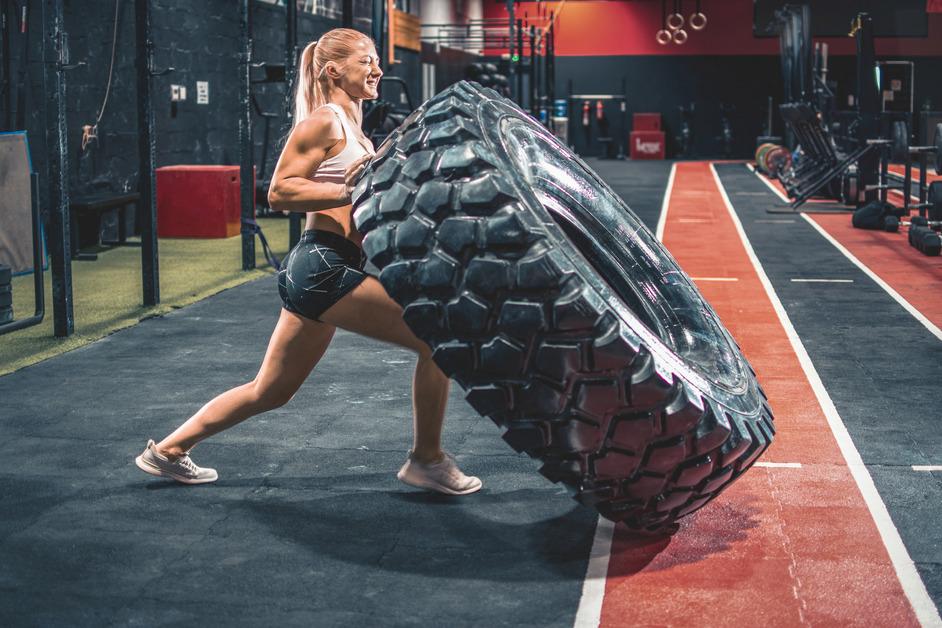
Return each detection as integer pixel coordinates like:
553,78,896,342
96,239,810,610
177,455,197,474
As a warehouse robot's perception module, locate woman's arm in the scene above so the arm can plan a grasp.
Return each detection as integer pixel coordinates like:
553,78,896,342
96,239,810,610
267,109,363,213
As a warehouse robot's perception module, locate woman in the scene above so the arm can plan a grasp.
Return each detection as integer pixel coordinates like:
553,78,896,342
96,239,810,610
135,28,481,496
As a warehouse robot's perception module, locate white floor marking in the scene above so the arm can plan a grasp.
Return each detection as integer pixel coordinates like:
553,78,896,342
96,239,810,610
755,219,796,224
692,277,739,282
790,278,854,283
573,518,616,628
710,164,942,628
800,213,942,343
912,466,942,472
574,164,678,628
755,461,803,468
750,167,792,203
654,163,677,242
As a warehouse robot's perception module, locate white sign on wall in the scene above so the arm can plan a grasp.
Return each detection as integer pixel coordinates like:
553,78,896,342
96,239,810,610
197,81,209,105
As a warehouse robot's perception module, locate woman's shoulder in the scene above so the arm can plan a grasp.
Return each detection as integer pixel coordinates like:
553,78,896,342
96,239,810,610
291,108,343,149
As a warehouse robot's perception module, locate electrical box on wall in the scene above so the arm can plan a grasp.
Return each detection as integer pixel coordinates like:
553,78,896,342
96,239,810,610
170,85,187,102
197,81,209,105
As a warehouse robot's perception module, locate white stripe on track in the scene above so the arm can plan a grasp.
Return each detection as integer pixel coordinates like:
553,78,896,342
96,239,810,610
912,466,942,472
800,213,942,343
573,162,679,628
573,518,616,628
710,163,942,628
790,278,854,283
750,166,792,203
654,163,677,242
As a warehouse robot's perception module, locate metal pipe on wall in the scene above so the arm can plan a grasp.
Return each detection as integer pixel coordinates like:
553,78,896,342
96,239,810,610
239,0,255,270
43,0,73,336
135,0,160,307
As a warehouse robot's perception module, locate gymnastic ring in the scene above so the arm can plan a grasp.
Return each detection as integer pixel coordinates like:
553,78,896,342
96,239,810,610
656,29,672,45
689,12,707,30
672,28,688,44
667,12,685,30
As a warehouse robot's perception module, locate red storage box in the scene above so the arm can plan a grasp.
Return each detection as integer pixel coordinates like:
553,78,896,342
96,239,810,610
156,165,254,238
633,113,661,131
630,131,666,160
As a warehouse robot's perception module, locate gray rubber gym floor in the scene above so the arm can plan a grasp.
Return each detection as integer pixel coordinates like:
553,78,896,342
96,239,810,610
0,160,672,627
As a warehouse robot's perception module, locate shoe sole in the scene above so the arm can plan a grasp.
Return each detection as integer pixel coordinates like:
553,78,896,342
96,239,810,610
135,454,218,485
397,471,482,496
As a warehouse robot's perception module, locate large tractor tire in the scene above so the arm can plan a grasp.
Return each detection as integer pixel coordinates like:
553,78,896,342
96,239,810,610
352,81,773,531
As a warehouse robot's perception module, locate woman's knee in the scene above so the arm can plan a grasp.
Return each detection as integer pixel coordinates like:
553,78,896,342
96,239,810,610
248,380,296,410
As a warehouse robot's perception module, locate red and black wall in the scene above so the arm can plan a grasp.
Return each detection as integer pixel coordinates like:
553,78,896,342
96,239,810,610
483,0,942,158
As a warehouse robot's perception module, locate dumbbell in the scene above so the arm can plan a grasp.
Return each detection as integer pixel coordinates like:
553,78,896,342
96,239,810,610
908,222,941,256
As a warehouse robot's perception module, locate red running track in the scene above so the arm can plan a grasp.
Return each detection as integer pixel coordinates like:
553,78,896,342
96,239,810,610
598,162,920,626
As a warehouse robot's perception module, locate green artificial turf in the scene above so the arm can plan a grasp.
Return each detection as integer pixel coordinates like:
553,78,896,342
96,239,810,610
0,217,292,376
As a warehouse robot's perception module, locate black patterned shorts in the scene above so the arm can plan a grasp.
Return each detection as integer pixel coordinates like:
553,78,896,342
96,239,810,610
277,230,369,322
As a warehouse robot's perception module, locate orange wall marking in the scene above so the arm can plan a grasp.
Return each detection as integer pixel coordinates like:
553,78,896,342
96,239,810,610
598,162,919,626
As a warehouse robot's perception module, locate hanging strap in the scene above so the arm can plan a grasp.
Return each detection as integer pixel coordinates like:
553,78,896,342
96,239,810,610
241,218,282,271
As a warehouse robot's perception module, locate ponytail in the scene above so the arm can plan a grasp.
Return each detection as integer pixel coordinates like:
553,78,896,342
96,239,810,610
293,40,319,126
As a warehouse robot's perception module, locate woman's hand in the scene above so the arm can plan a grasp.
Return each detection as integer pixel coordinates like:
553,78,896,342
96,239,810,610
344,154,373,199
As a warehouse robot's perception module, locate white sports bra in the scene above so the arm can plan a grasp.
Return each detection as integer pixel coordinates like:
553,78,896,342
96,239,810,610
310,103,375,185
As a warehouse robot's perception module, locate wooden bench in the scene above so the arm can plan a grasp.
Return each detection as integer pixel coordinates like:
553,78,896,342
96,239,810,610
69,192,140,261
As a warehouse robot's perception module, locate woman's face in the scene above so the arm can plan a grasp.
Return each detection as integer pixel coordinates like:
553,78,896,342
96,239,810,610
337,38,383,100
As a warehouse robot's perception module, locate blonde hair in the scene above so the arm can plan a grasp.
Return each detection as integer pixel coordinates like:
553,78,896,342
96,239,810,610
294,28,374,128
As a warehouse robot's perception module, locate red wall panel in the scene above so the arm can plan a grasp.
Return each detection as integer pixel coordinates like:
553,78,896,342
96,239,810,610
483,0,942,57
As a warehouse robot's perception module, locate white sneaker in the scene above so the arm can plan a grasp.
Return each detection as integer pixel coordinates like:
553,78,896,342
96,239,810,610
135,439,218,484
397,451,482,496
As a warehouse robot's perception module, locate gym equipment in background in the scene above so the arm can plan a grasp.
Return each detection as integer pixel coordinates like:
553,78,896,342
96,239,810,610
352,81,772,531
630,113,666,160
0,132,44,335
656,0,705,44
362,76,416,147
718,103,735,158
676,102,695,158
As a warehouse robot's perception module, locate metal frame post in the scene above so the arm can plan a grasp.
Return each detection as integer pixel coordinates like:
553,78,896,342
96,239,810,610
342,0,353,28
515,19,523,107
855,13,879,204
507,0,515,103
285,0,301,249
135,0,159,306
528,24,536,117
372,0,385,68
2,0,12,131
239,0,255,270
43,0,73,336
547,14,554,117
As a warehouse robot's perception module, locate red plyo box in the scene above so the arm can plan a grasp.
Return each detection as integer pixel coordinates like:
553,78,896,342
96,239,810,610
633,113,661,131
156,165,253,238
630,131,666,160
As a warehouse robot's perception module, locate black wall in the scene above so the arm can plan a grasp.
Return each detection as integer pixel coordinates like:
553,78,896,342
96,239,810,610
554,54,942,159
0,0,423,226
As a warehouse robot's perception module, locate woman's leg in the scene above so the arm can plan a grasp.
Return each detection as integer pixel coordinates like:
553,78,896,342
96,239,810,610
319,277,448,463
155,309,336,458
